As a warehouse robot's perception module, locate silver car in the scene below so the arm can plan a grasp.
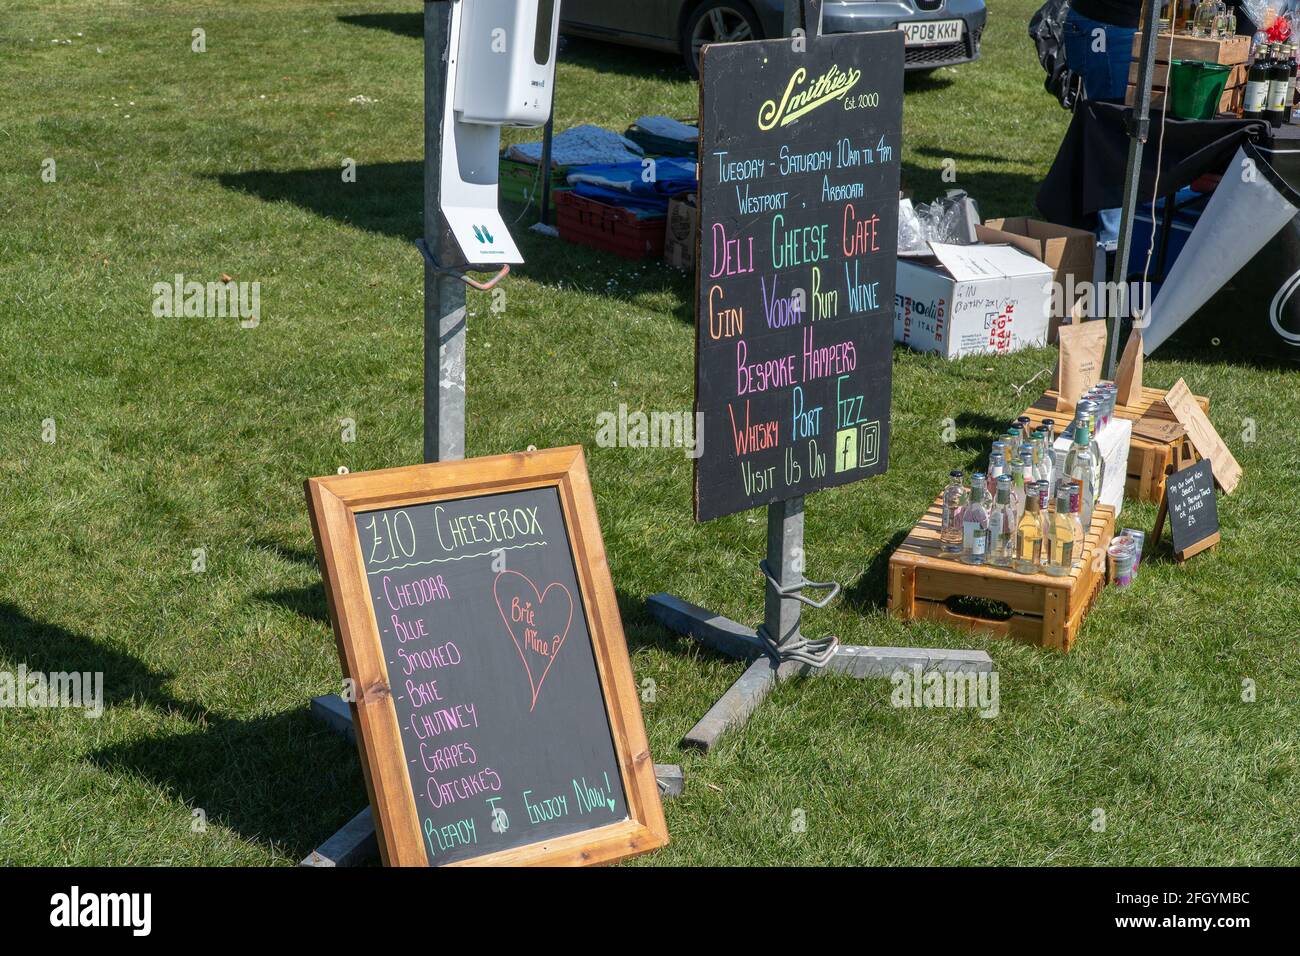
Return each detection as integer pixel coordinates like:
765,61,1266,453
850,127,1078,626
561,0,988,75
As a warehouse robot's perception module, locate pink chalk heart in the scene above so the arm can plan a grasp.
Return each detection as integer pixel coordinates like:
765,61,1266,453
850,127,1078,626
493,570,573,712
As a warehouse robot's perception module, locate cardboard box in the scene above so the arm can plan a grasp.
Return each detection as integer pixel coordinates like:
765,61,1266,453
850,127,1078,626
894,242,1054,359
664,193,697,272
976,217,1097,343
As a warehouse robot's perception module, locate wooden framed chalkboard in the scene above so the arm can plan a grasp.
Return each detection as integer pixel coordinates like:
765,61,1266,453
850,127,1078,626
692,29,903,521
1154,457,1220,562
305,447,668,866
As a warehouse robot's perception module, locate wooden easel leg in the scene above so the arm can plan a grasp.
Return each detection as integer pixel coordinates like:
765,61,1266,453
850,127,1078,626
1152,496,1168,551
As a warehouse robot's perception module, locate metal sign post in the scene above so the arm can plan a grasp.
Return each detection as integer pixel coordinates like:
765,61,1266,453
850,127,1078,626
646,0,992,754
424,0,468,464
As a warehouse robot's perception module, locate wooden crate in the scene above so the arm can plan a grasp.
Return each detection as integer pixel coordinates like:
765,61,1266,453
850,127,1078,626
888,500,1116,652
1024,386,1210,503
1125,32,1251,115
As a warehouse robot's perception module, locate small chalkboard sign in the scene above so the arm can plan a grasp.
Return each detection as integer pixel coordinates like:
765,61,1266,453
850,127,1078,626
305,447,667,866
1156,458,1220,561
692,29,903,521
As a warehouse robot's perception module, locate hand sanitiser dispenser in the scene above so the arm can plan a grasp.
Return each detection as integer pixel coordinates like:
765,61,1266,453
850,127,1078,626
454,0,560,127
439,0,561,267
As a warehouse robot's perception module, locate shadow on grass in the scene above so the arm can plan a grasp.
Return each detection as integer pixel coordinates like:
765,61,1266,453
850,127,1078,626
214,162,422,242
843,528,910,612
0,601,362,859
338,12,421,39
900,160,1046,218
0,601,209,723
954,410,1010,468
903,71,957,94
337,13,691,81
913,145,1017,165
255,583,330,624
252,537,319,569
1126,312,1300,372
213,161,692,316
89,711,365,862
557,36,687,80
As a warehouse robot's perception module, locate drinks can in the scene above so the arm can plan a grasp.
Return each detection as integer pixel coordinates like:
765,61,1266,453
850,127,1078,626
1107,535,1137,587
1079,398,1101,426
1101,383,1118,420
1120,528,1146,571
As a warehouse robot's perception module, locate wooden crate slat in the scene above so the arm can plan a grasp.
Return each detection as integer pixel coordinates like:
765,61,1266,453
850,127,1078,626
1131,32,1251,65
888,495,1116,652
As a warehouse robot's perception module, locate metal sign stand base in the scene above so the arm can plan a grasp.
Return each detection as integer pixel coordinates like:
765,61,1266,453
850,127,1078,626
648,497,993,752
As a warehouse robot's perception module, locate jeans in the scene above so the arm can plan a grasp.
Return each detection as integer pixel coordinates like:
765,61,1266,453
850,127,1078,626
1062,9,1136,102
1062,10,1136,249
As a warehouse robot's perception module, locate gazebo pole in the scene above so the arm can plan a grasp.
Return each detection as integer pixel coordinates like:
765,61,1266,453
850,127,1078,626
1106,0,1166,377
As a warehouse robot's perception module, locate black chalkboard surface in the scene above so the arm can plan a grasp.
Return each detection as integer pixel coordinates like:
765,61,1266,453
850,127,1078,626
354,487,628,864
306,448,667,866
1165,458,1220,559
693,30,903,521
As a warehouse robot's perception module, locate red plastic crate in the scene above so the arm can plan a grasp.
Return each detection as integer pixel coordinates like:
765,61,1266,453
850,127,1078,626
556,191,666,260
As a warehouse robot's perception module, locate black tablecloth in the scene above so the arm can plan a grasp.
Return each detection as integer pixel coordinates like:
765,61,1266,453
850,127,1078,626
1039,102,1300,362
1038,101,1273,230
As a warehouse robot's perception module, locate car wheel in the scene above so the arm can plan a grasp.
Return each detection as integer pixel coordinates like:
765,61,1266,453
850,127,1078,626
682,1,763,78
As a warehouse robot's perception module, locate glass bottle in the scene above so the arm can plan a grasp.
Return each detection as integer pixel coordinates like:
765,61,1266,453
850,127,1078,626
1009,453,1027,525
1284,44,1297,124
960,471,991,565
1019,447,1037,511
1076,449,1097,527
1047,484,1077,576
1067,480,1086,559
1014,489,1048,574
1081,410,1105,499
1267,43,1290,127
940,469,967,554
987,444,1008,495
1245,43,1272,119
1064,426,1095,527
1003,428,1022,461
1192,0,1218,37
988,475,1016,568
1034,429,1055,489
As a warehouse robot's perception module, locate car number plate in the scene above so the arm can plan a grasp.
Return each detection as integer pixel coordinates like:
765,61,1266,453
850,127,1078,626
899,19,964,47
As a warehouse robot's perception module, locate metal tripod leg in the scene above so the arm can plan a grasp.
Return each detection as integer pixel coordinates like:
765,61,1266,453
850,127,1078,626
647,499,993,752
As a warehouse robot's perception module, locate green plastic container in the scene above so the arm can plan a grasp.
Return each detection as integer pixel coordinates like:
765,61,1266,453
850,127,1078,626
1168,59,1232,120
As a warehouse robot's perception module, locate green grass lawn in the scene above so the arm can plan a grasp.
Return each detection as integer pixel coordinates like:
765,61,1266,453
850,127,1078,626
1,0,1296,866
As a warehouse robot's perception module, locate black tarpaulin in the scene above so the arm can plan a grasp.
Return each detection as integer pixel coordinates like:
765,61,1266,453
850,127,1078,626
1038,101,1270,231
